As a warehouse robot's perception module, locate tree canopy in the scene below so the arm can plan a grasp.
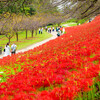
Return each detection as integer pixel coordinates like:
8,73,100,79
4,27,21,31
0,0,99,42
0,0,100,19
54,0,100,19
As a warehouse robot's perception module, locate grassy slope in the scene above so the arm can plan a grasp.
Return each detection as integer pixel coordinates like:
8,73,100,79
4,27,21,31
61,22,77,27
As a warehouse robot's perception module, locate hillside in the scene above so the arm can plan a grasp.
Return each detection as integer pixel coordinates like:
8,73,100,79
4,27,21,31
0,16,100,100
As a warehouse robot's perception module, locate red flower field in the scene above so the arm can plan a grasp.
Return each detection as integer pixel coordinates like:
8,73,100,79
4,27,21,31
0,15,100,100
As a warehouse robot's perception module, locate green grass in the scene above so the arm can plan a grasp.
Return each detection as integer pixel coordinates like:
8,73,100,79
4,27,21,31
47,24,58,28
61,18,88,27
67,23,77,26
61,22,77,27
0,30,52,50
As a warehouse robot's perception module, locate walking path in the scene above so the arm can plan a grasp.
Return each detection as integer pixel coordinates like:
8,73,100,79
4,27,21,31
0,31,57,59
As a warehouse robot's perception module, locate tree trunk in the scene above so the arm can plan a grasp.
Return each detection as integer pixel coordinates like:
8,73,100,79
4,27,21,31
76,20,78,25
16,32,18,41
9,37,10,43
6,34,14,43
32,30,34,37
35,30,37,36
26,30,27,39
58,23,60,26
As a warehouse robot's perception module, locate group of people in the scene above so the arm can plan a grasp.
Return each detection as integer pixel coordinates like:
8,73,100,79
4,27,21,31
47,27,55,33
39,26,55,34
56,26,65,37
57,30,62,37
4,43,17,57
38,25,65,37
3,26,65,57
39,28,43,34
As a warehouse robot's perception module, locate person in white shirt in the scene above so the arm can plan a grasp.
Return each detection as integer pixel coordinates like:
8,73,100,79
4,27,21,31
45,26,47,31
41,28,43,34
11,43,17,54
4,43,10,57
39,28,41,34
49,27,51,33
52,27,54,32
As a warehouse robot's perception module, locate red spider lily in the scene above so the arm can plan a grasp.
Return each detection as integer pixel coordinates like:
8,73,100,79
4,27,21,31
0,15,100,99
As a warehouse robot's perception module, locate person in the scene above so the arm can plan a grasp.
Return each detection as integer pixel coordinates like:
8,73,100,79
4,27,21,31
57,30,60,37
56,27,58,32
49,27,51,33
39,28,41,34
48,28,50,33
41,28,43,34
89,18,91,22
52,27,54,32
45,26,47,31
4,43,10,57
11,43,17,54
58,27,60,31
58,30,62,35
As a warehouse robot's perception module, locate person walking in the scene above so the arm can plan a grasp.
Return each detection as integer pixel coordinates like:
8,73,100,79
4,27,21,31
4,43,10,57
49,27,51,33
11,43,17,54
56,27,58,32
57,30,60,37
39,28,41,34
41,28,43,34
89,18,91,22
52,27,55,32
45,26,47,31
48,28,50,33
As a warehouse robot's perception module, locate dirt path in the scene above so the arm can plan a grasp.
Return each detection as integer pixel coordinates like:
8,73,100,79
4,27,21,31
0,31,57,59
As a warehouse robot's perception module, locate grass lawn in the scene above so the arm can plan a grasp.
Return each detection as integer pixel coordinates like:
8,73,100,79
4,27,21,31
66,23,77,26
0,30,52,51
61,22,77,27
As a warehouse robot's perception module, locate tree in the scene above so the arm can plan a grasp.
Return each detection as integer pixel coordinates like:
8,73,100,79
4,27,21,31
1,22,15,43
0,0,100,20
57,0,100,19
